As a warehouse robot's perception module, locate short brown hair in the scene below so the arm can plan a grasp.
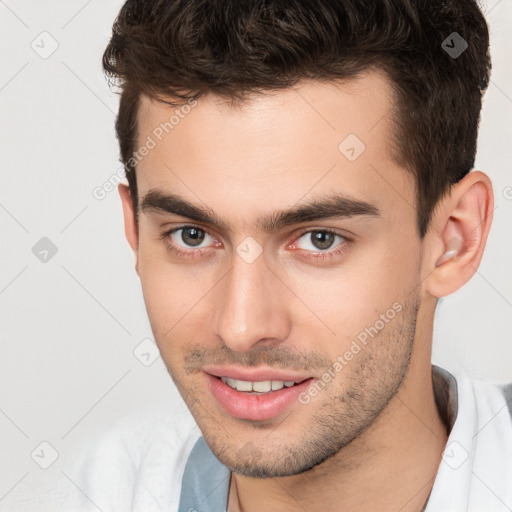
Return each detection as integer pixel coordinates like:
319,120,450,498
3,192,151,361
103,0,490,236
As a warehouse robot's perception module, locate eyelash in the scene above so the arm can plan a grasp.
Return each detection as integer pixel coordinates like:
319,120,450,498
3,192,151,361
290,228,349,261
158,226,216,260
158,225,350,261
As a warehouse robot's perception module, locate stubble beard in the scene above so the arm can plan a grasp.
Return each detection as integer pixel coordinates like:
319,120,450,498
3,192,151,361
167,295,419,478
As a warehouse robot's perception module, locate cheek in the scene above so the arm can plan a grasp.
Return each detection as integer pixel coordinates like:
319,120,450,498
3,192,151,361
137,241,221,354
281,239,420,348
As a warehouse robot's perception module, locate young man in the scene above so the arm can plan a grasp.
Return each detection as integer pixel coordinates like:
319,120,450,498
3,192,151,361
72,0,511,510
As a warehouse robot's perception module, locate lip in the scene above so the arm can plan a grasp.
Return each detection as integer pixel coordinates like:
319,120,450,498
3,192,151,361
205,371,315,421
203,365,313,383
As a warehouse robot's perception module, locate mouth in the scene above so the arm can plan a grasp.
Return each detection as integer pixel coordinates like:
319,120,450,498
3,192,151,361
219,376,309,394
204,372,315,421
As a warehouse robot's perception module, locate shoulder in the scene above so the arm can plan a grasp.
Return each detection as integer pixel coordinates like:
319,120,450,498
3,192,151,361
433,364,512,431
64,399,201,512
471,375,512,427
428,366,512,511
468,376,512,510
446,365,512,442
497,381,512,420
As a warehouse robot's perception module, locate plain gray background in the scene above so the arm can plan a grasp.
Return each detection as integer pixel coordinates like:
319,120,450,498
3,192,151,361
1,0,511,508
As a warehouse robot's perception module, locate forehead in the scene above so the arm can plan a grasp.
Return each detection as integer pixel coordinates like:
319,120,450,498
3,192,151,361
137,70,397,153
135,70,414,229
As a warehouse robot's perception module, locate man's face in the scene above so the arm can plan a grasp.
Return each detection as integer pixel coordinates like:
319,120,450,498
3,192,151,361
130,71,425,476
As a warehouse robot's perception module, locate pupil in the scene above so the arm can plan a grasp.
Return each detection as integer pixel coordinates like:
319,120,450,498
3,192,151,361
311,231,334,250
182,227,205,247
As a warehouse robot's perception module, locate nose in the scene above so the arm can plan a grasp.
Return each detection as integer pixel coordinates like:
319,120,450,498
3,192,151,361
210,252,292,352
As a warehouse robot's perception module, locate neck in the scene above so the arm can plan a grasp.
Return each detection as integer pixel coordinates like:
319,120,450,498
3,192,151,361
229,319,448,512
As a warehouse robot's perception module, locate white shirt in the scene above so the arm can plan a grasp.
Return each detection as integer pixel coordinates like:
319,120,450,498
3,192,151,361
46,365,512,511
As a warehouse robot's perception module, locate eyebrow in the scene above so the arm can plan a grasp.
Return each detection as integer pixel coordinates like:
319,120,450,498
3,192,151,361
140,189,380,232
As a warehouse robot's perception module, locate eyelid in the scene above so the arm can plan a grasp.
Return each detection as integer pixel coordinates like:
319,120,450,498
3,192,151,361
292,226,349,243
160,224,351,260
159,224,222,250
159,224,218,240
159,225,221,260
288,227,347,251
161,224,347,242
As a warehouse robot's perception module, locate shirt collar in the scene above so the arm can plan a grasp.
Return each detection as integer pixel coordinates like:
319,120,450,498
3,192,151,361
425,364,477,511
178,435,231,512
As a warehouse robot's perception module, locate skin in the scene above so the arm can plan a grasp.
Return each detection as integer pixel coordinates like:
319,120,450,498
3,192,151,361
118,70,493,511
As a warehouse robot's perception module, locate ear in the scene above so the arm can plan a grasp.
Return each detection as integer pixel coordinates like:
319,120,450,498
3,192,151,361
118,183,140,275
423,171,493,298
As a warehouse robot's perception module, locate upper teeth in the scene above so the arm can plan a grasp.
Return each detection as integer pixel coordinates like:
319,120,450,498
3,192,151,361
220,377,297,392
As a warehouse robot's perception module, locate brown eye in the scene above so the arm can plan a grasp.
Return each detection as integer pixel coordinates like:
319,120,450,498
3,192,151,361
310,231,335,250
168,226,214,249
296,230,343,252
180,227,205,247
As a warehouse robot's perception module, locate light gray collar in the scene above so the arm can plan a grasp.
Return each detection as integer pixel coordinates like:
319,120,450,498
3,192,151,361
178,436,231,512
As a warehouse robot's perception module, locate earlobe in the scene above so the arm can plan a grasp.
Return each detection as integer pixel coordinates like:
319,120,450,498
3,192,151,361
425,171,493,298
118,183,140,275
